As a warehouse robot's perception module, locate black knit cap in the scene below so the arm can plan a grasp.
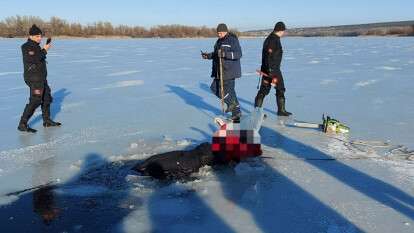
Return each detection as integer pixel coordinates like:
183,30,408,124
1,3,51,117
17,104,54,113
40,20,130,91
29,24,43,36
274,22,286,32
216,23,228,32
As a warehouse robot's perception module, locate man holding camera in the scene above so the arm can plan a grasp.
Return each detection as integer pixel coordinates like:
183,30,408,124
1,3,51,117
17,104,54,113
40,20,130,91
18,24,61,133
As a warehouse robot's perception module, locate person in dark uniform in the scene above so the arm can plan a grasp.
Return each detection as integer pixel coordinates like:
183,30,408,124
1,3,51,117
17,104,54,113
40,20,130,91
254,22,292,116
18,24,61,133
133,142,216,180
202,23,242,122
132,141,260,180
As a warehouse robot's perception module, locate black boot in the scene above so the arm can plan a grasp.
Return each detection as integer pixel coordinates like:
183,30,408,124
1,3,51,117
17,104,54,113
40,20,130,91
225,100,241,123
42,104,61,127
225,101,238,114
231,111,241,123
43,119,62,127
254,93,265,108
17,119,37,133
276,96,292,116
18,104,37,133
231,105,242,123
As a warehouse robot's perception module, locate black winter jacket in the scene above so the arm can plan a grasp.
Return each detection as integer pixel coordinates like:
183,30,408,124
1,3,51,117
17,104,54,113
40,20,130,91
261,33,283,76
21,39,48,83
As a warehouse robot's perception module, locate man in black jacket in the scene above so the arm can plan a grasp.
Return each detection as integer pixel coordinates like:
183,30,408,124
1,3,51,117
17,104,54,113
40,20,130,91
254,22,292,116
18,24,61,133
202,23,242,122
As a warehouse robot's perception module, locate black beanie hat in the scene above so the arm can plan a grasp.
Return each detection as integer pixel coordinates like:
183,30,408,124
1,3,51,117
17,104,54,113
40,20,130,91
216,23,229,32
274,22,286,32
29,24,43,36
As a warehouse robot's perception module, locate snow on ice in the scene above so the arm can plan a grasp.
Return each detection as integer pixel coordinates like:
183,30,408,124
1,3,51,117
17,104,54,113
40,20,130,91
0,37,413,232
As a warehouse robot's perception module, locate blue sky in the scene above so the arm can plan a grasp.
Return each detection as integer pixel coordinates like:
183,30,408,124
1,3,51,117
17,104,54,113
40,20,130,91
2,0,413,30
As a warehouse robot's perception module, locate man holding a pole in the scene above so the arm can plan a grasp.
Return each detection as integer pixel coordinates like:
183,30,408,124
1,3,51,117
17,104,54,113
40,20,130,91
202,23,242,122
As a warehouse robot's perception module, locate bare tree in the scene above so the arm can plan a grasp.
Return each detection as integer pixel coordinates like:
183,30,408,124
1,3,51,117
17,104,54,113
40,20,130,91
49,16,67,35
0,15,222,38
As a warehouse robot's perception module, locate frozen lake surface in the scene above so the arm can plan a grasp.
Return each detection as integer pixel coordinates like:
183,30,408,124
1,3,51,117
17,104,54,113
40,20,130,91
0,37,413,232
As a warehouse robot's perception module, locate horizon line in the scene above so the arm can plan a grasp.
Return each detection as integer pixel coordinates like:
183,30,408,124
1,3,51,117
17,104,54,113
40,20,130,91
1,15,414,32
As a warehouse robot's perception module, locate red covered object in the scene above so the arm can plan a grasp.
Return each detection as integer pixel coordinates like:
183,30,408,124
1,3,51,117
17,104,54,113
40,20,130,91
211,123,262,163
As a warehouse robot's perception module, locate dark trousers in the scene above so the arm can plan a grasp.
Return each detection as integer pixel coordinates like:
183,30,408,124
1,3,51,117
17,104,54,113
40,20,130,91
20,80,53,123
210,78,241,115
255,70,286,107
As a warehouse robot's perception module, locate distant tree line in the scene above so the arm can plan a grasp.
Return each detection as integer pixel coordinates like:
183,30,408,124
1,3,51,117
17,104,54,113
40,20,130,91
0,16,241,38
297,25,414,37
244,22,414,37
